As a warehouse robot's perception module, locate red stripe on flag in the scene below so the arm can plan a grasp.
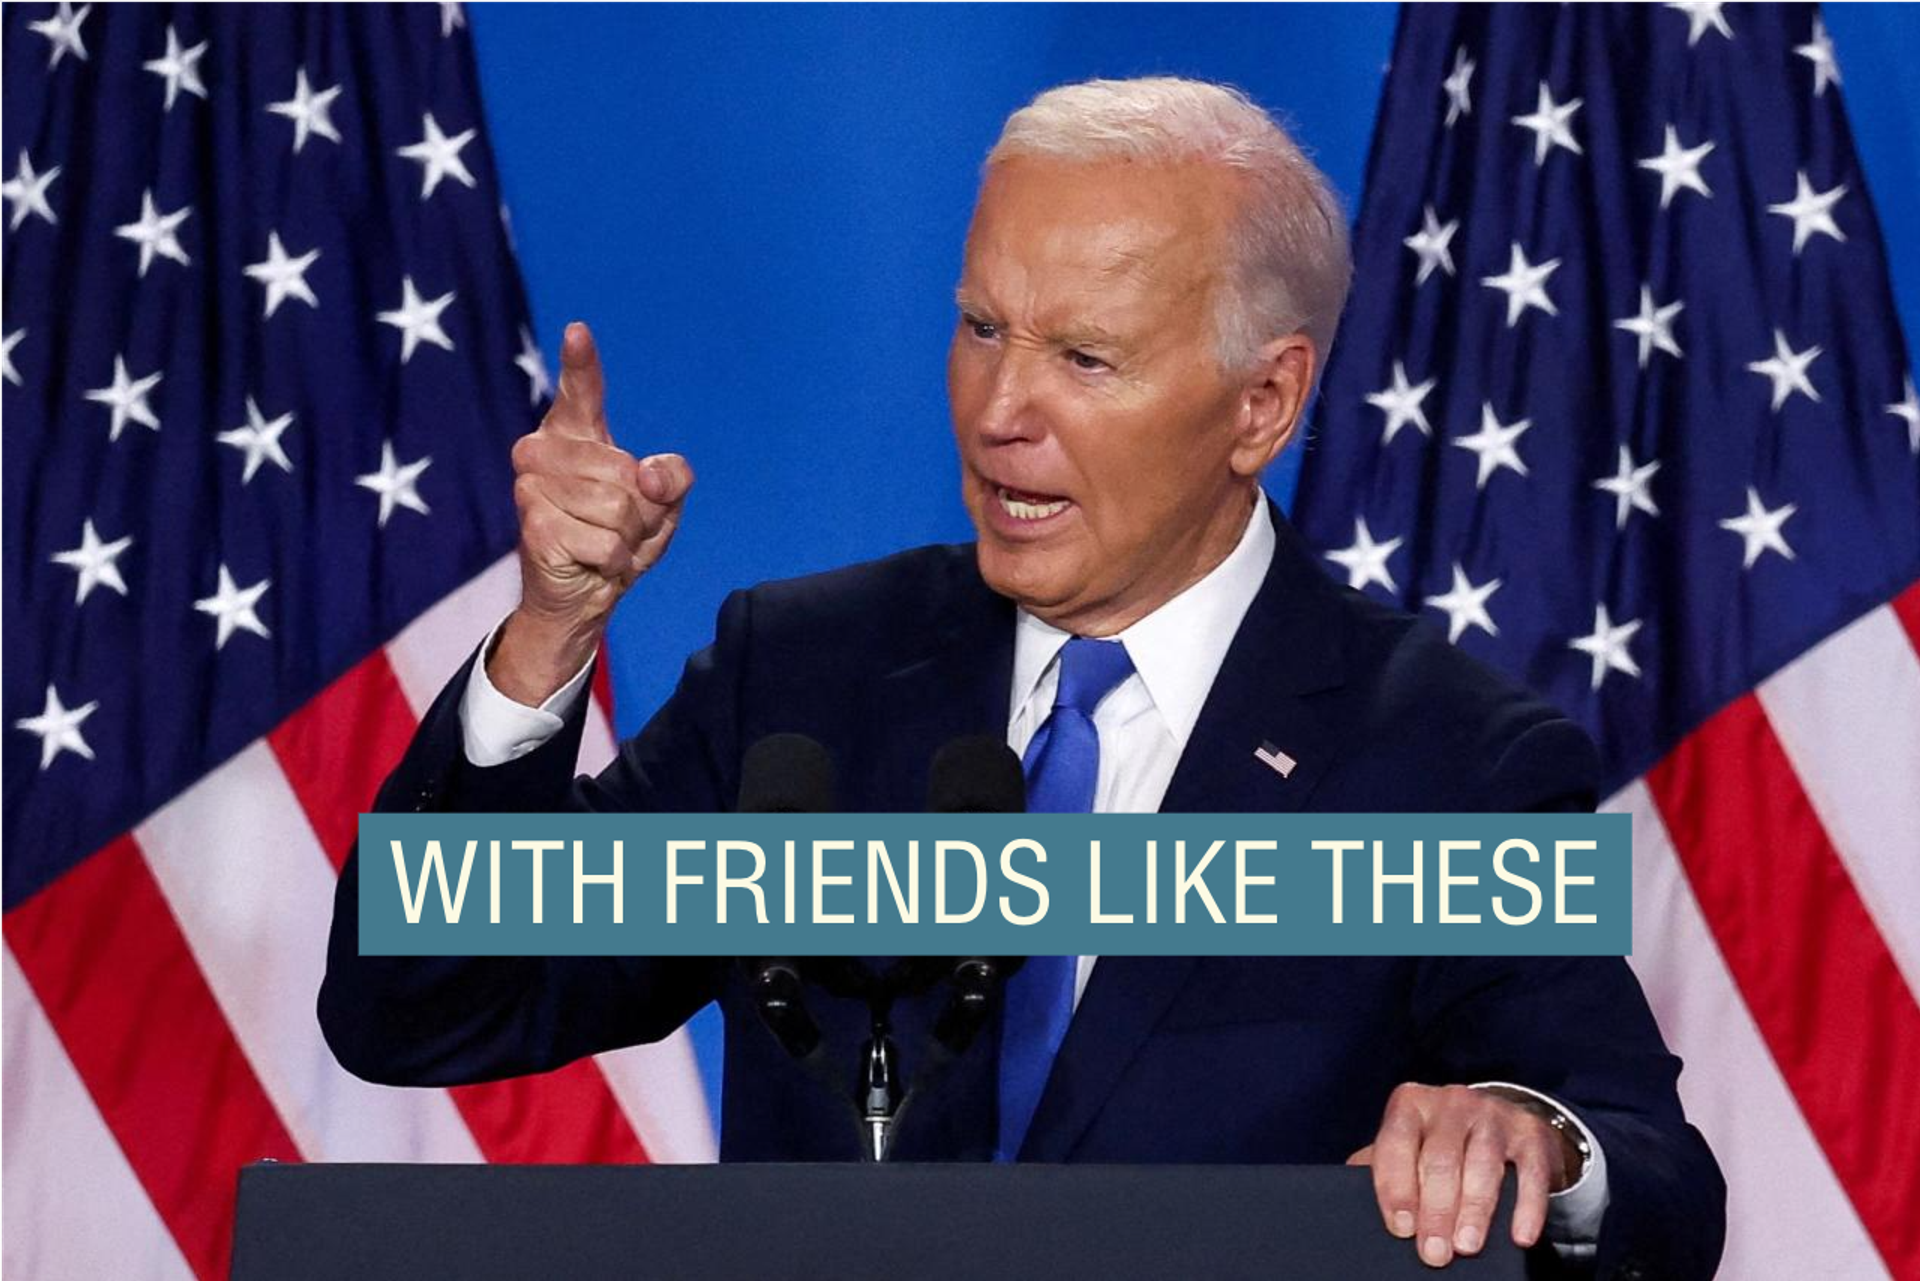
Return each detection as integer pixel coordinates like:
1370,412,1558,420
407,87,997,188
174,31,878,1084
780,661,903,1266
592,652,616,726
451,1060,651,1164
271,650,652,1165
1892,579,1920,658
3,836,302,1281
1644,694,1920,1277
267,652,419,872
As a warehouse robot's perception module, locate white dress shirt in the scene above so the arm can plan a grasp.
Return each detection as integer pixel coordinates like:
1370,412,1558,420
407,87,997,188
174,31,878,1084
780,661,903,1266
458,496,1605,1248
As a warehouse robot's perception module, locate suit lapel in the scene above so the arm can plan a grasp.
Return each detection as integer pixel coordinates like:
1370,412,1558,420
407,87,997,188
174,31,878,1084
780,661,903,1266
1158,501,1349,815
1026,503,1355,1158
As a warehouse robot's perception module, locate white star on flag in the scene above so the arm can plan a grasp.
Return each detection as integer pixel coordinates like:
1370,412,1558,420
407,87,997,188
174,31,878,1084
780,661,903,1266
1480,242,1561,328
1,328,22,386
1442,48,1474,127
1593,445,1662,530
1637,126,1715,210
1326,517,1403,595
1718,487,1798,569
1365,360,1436,445
244,232,321,317
216,397,296,483
1425,563,1502,644
83,356,163,441
14,684,98,770
2,150,61,230
1747,330,1823,411
1403,205,1458,286
515,328,554,405
1614,286,1684,368
1454,403,1533,489
143,25,208,111
376,276,456,362
1569,603,1644,690
356,441,434,527
440,2,466,37
1767,170,1847,255
50,519,134,604
114,189,192,277
396,112,478,199
1794,17,1841,97
28,1,90,68
1888,377,1920,455
1510,82,1583,166
1666,0,1733,47
266,68,343,154
193,565,272,649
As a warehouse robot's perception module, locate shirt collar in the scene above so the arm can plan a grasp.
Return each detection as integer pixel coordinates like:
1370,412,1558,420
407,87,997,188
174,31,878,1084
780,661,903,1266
1008,495,1276,748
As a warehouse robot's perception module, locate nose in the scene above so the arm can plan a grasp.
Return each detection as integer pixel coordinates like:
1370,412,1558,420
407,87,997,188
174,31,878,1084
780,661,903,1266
970,346,1043,446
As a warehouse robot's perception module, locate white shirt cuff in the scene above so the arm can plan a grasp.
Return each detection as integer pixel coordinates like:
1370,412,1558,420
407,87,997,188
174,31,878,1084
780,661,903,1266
1470,1080,1609,1259
459,618,596,767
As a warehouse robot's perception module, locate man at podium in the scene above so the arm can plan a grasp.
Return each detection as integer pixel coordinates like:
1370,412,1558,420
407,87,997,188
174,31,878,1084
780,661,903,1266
322,78,1724,1278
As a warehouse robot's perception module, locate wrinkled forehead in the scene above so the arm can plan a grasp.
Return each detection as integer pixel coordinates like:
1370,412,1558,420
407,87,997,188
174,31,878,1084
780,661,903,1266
959,157,1237,318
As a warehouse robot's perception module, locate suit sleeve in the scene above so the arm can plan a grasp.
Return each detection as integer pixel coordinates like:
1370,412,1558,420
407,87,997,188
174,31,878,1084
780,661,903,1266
317,589,758,1086
1411,955,1725,1281
1478,712,1603,814
1415,710,1725,1280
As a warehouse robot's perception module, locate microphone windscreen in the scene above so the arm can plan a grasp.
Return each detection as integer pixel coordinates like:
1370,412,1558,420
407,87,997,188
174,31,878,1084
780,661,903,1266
927,736,1027,813
737,733,836,812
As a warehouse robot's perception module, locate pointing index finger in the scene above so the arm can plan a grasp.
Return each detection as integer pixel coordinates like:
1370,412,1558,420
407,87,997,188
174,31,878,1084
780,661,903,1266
545,320,610,442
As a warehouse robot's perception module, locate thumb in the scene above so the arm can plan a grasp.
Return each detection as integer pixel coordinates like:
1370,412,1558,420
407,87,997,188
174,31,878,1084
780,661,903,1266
636,453,694,505
1346,1145,1375,1166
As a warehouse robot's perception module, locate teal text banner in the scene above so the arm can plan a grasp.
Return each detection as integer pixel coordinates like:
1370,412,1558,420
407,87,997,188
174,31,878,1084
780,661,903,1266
359,813,1631,957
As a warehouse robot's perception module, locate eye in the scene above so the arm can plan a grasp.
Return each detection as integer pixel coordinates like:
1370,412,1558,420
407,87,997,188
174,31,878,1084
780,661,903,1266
962,313,999,342
1066,349,1109,372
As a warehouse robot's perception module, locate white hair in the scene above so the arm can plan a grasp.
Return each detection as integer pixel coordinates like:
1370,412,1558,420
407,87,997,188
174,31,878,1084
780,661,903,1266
987,77,1352,374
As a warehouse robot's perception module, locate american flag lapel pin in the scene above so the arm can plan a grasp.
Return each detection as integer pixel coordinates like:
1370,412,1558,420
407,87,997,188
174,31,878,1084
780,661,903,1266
1254,741,1297,779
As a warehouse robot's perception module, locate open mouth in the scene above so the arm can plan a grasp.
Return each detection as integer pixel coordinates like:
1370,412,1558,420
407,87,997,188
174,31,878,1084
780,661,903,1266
995,485,1073,521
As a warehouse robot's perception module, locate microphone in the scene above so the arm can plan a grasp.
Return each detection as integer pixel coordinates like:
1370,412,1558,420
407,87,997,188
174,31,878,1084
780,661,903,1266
737,733,836,1061
737,732,836,812
921,735,1029,1054
926,735,1026,813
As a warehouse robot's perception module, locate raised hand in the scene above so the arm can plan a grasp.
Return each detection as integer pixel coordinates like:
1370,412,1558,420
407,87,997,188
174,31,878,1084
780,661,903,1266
489,321,694,705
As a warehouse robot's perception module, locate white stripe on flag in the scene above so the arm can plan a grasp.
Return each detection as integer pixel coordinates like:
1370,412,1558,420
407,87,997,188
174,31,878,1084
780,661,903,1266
385,554,521,713
580,697,620,774
384,554,720,1161
135,742,484,1164
1757,601,1920,999
1608,781,1888,1280
3,946,195,1281
594,1039,721,1164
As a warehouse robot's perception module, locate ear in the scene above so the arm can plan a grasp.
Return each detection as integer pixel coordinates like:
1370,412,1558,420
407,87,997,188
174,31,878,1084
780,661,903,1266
1229,334,1317,478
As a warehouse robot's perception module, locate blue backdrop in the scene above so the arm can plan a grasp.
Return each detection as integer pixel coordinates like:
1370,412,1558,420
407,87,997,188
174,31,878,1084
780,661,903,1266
466,1,1919,1112
469,2,1918,730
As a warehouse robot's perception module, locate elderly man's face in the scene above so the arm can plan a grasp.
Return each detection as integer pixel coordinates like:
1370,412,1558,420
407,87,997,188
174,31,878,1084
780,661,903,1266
949,156,1279,635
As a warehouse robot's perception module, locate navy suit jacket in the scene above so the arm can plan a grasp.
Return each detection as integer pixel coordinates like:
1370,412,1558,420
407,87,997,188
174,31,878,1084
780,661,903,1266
321,505,1724,1280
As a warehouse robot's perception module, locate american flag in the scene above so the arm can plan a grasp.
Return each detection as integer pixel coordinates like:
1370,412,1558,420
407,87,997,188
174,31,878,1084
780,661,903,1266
1,6,713,1277
1292,5,1920,1277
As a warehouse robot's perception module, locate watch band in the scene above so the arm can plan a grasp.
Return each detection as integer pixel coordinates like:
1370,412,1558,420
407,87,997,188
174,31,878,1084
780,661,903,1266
1469,1082,1594,1187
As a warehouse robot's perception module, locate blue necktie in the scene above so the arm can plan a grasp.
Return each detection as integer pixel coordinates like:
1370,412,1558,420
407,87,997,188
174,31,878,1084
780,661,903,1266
997,637,1135,1161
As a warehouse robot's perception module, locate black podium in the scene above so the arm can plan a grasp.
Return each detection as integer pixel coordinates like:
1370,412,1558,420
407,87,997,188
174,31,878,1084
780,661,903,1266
231,1162,1528,1279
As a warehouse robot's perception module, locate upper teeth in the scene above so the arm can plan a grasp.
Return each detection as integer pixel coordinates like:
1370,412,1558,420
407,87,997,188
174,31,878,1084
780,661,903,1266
998,487,1070,520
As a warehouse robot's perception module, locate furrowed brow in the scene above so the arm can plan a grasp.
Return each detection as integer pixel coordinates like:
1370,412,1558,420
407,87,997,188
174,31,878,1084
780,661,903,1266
1056,321,1129,351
